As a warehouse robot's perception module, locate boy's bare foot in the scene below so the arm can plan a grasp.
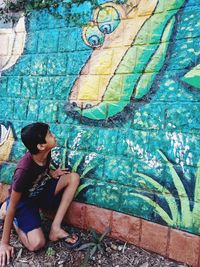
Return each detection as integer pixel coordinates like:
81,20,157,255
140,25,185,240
0,202,6,220
49,227,78,244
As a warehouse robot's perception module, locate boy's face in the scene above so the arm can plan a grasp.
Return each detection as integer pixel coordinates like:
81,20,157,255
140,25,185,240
44,130,57,150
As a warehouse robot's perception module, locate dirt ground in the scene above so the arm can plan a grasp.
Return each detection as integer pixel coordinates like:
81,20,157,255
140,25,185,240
1,217,189,267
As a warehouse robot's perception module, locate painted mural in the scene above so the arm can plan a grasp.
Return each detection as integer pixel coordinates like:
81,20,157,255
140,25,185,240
0,0,200,235
67,0,186,120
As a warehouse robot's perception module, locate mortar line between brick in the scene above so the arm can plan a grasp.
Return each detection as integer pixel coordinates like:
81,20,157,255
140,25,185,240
110,210,113,230
82,204,87,229
197,237,200,267
139,218,142,244
166,227,171,257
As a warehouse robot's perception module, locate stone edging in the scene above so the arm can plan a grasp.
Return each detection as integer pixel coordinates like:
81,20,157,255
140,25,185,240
0,183,199,266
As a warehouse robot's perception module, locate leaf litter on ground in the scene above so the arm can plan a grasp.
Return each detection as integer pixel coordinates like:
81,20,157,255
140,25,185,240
0,216,190,267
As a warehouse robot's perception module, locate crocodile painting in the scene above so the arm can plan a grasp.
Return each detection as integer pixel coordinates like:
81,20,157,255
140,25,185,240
66,0,186,120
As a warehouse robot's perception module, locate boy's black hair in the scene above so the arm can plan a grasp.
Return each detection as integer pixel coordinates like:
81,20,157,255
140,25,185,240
21,122,49,154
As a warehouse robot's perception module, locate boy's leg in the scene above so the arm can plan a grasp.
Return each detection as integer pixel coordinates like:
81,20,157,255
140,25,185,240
49,172,80,243
0,202,6,220
14,226,45,252
5,198,46,252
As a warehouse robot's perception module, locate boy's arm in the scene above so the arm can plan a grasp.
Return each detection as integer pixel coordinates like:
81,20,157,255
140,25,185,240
49,165,70,178
0,190,21,265
1,190,21,244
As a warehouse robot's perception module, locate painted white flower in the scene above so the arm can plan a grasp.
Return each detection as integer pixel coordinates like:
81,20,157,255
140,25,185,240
0,0,26,74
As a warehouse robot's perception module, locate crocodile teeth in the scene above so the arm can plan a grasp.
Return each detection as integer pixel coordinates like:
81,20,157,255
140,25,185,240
0,125,10,146
0,124,14,162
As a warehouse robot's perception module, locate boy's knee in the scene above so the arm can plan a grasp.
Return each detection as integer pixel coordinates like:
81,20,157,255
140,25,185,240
28,238,45,251
70,172,80,186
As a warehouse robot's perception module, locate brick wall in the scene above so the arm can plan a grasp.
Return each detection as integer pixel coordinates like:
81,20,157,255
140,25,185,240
0,0,200,238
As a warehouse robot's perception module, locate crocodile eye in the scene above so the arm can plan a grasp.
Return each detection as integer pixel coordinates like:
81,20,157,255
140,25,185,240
83,23,105,48
85,103,92,109
99,24,112,34
88,35,101,47
97,6,120,34
72,102,77,107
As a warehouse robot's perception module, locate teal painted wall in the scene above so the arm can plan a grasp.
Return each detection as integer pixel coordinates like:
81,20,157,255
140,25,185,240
0,0,200,235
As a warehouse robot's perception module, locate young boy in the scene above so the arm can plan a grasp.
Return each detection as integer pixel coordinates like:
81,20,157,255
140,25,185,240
0,122,80,266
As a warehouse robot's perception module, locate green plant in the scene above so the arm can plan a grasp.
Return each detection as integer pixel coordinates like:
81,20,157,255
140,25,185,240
73,155,95,198
68,154,96,197
132,150,200,231
63,142,96,198
46,246,56,257
0,0,98,23
78,227,110,267
51,141,96,198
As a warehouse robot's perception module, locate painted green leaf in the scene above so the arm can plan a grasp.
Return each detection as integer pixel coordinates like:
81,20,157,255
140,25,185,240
134,17,175,99
75,183,89,198
181,64,200,89
62,139,68,168
157,150,192,227
134,172,179,222
72,156,84,172
193,160,200,231
194,160,200,202
80,165,95,179
132,193,174,225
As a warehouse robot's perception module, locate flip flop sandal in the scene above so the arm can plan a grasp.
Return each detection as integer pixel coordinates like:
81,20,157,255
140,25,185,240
59,233,80,249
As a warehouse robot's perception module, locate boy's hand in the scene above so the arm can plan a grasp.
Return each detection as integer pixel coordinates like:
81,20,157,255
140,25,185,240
0,243,14,266
50,165,71,179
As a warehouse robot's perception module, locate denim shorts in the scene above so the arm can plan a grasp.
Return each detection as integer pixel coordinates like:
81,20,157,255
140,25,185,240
6,178,63,234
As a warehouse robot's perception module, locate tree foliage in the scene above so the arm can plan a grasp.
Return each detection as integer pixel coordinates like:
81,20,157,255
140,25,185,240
0,0,98,23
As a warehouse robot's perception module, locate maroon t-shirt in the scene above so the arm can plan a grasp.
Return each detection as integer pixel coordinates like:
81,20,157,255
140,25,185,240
9,152,51,199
